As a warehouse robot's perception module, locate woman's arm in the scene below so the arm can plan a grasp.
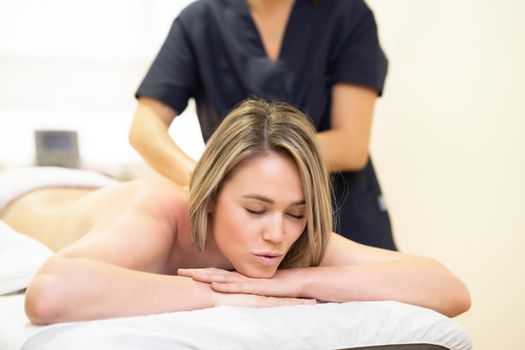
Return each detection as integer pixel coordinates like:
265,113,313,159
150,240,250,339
179,234,471,317
129,97,196,186
316,83,377,171
25,184,311,324
292,234,471,317
27,255,311,325
26,256,217,324
25,195,208,324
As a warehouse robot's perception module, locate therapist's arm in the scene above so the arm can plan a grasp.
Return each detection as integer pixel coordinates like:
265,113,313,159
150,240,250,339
129,97,196,186
316,83,377,172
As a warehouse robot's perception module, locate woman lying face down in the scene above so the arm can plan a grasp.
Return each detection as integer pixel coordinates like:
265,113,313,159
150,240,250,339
188,100,332,279
2,99,470,325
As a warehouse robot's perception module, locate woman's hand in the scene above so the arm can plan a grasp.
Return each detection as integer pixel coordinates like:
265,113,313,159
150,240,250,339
214,292,316,308
177,268,302,298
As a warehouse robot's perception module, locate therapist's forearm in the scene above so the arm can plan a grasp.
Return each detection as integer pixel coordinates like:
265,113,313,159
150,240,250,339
316,129,370,172
140,133,196,187
319,83,377,172
130,104,196,186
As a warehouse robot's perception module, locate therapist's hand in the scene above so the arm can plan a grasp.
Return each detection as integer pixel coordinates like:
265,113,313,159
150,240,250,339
177,267,301,298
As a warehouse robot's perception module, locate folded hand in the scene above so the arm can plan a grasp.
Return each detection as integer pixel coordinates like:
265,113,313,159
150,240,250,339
177,267,304,299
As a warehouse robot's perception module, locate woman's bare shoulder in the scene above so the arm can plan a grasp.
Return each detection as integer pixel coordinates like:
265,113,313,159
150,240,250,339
115,177,190,222
123,177,188,201
74,177,190,238
321,232,401,267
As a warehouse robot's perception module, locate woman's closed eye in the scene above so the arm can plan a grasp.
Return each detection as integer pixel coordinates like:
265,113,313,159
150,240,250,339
245,208,266,216
287,212,305,220
244,208,304,220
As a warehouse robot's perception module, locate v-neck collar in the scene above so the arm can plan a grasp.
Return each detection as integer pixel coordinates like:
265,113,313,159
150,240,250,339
239,0,300,64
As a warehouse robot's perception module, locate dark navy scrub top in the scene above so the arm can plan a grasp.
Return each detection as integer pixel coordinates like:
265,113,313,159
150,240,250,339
136,0,397,250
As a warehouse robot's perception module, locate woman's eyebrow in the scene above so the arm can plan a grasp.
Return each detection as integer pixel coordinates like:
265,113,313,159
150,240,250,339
242,194,305,206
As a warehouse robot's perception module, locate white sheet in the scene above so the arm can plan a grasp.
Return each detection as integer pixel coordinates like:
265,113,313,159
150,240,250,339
0,293,472,350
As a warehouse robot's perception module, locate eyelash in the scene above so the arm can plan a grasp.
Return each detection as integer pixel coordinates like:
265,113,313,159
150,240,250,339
245,208,304,220
245,208,265,215
289,214,305,220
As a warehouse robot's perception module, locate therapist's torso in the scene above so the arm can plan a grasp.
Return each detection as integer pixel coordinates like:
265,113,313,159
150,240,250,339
136,0,397,250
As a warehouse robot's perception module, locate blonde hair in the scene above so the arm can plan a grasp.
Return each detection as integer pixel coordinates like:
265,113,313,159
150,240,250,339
189,99,332,268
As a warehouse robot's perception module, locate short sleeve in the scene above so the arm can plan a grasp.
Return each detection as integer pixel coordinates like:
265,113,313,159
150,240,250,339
135,14,199,114
329,1,388,96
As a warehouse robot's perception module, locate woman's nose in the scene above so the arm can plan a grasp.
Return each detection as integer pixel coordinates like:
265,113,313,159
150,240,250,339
262,214,284,243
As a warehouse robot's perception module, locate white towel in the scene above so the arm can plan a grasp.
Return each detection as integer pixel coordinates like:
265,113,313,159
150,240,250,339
0,221,53,295
0,166,118,211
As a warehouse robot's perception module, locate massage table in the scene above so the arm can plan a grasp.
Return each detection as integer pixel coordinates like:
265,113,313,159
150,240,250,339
0,220,472,350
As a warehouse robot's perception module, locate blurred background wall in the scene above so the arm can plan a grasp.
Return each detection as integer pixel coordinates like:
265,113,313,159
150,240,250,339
367,1,524,348
0,0,204,176
1,0,524,348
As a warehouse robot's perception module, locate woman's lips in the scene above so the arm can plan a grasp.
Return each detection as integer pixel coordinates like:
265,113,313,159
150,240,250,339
253,253,282,266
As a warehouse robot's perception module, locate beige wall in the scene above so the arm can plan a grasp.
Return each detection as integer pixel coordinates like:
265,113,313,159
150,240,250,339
368,0,525,348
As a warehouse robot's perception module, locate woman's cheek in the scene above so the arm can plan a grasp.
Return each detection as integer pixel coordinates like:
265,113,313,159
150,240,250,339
284,220,304,243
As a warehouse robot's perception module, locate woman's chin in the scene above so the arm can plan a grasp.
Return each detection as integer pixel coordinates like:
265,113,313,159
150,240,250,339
237,265,277,279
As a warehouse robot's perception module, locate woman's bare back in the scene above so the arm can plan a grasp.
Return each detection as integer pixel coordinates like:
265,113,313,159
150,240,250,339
0,179,183,252
1,178,226,276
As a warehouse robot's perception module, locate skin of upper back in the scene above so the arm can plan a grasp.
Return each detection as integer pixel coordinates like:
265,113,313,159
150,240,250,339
55,179,205,274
